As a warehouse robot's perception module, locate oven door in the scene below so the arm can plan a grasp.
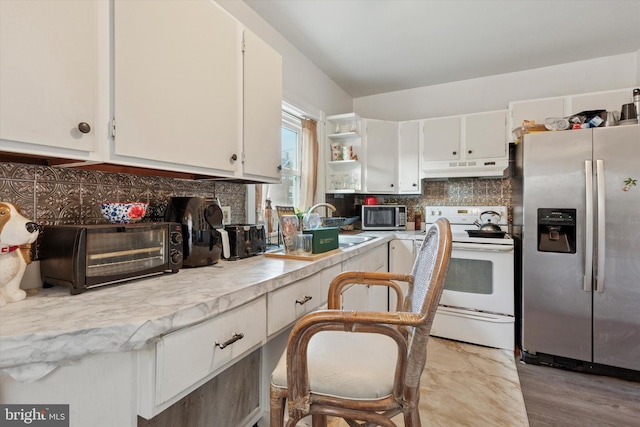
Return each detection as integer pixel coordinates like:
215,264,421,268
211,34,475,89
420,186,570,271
429,241,514,316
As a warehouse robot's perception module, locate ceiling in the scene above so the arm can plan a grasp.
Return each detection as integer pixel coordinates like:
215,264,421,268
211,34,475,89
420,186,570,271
244,0,640,98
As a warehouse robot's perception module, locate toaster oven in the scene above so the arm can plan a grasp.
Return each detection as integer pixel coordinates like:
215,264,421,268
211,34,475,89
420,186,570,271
39,222,183,294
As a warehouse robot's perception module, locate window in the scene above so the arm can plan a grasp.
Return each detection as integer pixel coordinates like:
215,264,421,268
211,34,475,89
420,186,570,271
267,111,302,208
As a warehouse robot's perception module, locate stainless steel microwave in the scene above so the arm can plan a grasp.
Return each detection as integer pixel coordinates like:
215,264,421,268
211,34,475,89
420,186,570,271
40,222,183,294
360,205,407,230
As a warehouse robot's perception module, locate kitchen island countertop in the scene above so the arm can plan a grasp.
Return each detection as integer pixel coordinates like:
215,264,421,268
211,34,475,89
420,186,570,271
0,232,419,381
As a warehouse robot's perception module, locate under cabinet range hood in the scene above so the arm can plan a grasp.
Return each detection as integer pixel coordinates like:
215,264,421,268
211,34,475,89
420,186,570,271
422,157,509,179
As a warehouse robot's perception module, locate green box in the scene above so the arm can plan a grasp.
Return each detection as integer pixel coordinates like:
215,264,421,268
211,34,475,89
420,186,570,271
303,227,339,253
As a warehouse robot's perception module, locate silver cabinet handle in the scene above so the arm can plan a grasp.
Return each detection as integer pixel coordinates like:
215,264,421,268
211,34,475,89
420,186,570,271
296,295,312,305
596,159,606,293
215,332,244,349
584,160,593,292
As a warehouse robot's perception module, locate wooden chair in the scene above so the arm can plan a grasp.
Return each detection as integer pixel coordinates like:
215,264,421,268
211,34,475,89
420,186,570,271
270,218,452,427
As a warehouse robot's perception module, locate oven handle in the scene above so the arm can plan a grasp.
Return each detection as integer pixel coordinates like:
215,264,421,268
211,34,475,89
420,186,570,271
450,242,514,252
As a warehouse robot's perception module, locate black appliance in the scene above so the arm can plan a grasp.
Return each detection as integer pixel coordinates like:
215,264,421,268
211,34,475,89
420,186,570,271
223,224,266,259
165,197,229,267
40,222,183,294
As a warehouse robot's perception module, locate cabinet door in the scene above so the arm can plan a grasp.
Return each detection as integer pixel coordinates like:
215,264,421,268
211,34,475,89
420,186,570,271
113,0,240,173
364,119,398,193
423,116,461,162
342,245,389,311
398,121,421,193
509,97,564,139
0,0,99,153
388,239,415,311
567,89,632,116
243,29,283,182
464,110,507,159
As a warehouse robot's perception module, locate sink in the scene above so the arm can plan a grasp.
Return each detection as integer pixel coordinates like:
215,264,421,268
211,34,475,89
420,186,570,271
338,235,376,248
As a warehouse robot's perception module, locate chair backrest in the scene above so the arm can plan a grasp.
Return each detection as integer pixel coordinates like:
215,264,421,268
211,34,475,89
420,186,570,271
403,218,452,393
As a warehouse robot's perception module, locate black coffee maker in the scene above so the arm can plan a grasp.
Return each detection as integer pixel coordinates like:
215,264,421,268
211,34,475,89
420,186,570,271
166,197,229,267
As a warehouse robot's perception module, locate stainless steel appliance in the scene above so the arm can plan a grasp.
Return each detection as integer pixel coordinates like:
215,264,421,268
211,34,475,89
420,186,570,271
223,224,266,259
517,125,640,372
359,204,406,230
165,197,229,267
422,206,515,350
40,222,183,294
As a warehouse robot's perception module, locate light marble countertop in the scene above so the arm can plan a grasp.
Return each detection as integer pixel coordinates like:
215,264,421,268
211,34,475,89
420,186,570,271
0,232,423,381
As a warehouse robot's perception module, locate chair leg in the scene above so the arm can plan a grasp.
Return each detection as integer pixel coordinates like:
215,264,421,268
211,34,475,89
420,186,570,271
270,385,286,427
404,407,421,427
311,414,327,427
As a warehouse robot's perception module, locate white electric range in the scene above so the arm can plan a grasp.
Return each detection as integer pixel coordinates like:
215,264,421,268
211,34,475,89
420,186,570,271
421,206,515,350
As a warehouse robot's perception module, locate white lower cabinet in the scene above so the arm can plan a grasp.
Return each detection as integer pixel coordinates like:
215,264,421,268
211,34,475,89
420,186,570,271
138,296,267,418
388,239,416,311
1,351,137,427
341,244,389,311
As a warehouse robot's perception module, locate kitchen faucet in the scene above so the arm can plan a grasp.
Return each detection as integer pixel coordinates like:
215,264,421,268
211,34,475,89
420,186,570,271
308,203,336,216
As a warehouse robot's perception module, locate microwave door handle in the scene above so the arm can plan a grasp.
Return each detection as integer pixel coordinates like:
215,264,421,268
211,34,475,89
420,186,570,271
584,160,593,292
596,159,605,293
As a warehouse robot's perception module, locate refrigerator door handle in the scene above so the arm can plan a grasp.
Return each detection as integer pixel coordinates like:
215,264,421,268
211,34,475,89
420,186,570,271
584,160,593,292
596,159,606,293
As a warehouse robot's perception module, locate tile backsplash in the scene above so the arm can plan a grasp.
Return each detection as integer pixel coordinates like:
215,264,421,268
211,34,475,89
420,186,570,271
0,162,246,259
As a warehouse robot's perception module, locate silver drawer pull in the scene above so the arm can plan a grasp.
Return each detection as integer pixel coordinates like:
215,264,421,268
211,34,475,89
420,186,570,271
296,295,312,305
215,332,244,349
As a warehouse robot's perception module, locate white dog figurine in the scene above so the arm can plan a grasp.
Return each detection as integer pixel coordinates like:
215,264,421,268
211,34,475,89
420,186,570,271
0,202,40,306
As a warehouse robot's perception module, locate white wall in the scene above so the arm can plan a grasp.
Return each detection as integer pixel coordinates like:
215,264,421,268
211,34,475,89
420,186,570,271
216,0,352,118
636,48,640,85
354,53,639,121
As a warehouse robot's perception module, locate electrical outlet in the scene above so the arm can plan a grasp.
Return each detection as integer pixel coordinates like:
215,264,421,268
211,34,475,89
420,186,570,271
221,206,231,224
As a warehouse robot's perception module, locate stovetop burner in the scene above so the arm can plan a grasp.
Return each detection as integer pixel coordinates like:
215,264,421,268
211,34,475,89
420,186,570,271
424,206,513,245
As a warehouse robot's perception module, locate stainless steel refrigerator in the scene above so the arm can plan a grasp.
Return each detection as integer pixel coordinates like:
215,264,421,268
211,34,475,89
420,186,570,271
518,125,640,372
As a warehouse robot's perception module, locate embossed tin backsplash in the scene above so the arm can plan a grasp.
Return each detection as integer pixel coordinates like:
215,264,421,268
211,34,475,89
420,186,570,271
0,162,246,257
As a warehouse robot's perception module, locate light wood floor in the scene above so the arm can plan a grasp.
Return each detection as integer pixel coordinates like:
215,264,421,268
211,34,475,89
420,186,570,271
516,362,640,427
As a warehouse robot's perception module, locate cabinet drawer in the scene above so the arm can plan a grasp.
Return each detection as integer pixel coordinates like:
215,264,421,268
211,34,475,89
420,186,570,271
268,273,323,336
155,297,266,405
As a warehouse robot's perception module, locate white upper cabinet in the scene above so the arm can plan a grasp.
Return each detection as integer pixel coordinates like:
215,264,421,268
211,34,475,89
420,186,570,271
422,110,508,178
509,97,565,138
362,119,398,193
398,121,421,194
0,0,105,160
509,88,634,141
242,29,283,183
422,116,461,162
1,0,282,182
464,110,508,159
567,89,632,116
113,0,241,175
